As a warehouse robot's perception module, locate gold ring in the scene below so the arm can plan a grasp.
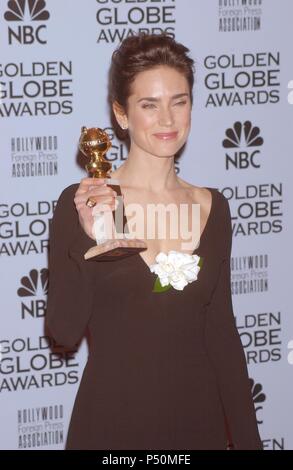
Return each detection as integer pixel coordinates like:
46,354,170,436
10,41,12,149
86,197,97,208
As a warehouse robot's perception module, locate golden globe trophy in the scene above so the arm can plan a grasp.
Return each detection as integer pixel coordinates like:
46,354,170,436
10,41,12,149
79,127,147,261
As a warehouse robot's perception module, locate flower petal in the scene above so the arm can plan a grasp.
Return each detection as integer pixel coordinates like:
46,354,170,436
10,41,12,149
159,275,170,287
170,277,188,290
155,252,168,263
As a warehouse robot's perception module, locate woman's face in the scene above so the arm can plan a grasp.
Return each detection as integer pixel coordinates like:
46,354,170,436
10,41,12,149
120,66,192,158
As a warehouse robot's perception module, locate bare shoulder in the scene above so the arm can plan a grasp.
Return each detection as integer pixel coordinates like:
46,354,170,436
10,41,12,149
177,176,213,210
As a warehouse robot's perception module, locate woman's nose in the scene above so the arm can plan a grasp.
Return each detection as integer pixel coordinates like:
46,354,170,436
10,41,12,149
158,106,174,127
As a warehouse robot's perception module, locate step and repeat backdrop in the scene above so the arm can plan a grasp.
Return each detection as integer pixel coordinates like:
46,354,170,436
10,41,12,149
0,0,292,450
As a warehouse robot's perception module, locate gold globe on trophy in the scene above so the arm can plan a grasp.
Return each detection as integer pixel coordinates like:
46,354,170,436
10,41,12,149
79,126,147,261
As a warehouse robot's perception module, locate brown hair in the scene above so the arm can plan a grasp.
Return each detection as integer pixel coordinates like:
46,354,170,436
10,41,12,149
108,33,195,140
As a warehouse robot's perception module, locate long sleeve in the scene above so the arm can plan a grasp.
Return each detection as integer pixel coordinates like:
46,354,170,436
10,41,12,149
46,184,96,349
204,193,263,450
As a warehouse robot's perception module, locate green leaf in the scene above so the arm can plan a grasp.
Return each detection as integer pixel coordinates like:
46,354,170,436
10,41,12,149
198,256,204,268
152,276,172,293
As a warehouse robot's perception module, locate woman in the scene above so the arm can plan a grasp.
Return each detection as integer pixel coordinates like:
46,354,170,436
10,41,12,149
46,34,262,450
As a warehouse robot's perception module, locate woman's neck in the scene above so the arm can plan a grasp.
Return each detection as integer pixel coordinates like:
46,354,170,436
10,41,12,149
113,147,179,193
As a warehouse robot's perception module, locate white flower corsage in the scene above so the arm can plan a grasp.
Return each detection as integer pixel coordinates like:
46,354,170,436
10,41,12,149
149,251,203,292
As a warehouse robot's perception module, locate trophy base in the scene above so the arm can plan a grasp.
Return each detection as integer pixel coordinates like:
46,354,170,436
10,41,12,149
84,238,147,261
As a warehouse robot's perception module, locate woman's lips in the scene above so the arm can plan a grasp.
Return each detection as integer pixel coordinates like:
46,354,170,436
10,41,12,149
153,132,178,140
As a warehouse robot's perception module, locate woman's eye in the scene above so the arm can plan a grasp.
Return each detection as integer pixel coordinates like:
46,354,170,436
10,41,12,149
142,103,156,109
141,101,187,109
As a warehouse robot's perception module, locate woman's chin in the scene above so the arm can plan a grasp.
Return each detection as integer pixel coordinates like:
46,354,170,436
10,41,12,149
149,142,185,158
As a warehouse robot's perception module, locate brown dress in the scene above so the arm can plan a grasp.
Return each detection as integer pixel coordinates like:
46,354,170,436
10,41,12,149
46,184,262,450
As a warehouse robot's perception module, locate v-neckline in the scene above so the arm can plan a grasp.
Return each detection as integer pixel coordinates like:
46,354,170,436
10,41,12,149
134,187,216,272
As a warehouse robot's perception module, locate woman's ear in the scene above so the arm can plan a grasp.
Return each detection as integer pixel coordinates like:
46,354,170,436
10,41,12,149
112,101,128,130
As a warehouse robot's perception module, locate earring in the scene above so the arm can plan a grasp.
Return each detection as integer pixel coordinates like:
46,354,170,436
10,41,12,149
121,123,128,130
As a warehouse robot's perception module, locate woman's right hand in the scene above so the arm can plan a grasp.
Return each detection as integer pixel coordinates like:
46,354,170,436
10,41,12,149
73,177,118,240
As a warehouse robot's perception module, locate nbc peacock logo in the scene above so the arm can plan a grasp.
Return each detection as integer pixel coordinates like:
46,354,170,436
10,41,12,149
17,268,49,319
4,0,50,45
223,121,264,170
4,0,50,21
250,378,266,425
